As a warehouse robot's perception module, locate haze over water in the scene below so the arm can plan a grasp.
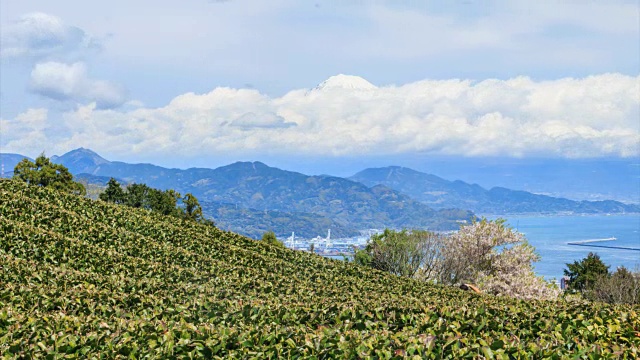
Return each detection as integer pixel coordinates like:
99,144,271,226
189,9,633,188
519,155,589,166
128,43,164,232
491,214,640,280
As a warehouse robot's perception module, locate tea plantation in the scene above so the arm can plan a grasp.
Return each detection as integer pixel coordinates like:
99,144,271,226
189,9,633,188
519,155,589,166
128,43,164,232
1,179,638,358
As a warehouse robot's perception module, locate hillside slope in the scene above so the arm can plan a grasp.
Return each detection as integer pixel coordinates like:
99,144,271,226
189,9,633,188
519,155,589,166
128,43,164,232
0,179,638,358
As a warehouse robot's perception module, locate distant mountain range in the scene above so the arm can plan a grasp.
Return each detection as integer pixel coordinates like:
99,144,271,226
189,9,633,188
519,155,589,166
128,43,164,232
350,167,640,214
1,148,637,238
414,157,640,204
0,153,32,177
2,148,472,238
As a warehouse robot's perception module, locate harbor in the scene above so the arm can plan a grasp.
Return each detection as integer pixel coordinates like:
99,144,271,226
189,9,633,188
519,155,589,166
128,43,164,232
284,229,373,257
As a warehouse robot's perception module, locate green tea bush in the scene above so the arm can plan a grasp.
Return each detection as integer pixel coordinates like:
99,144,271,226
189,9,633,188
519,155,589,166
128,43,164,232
1,179,638,358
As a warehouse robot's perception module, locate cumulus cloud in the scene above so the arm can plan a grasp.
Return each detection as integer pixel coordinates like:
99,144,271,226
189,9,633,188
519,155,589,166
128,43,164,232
29,62,127,109
0,108,50,153
3,74,639,159
230,112,296,129
0,12,99,59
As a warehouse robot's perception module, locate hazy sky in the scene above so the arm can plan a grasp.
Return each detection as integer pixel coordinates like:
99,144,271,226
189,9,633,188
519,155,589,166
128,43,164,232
1,0,639,170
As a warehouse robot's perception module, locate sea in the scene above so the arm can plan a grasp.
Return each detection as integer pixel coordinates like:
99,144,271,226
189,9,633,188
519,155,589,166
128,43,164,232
487,214,640,280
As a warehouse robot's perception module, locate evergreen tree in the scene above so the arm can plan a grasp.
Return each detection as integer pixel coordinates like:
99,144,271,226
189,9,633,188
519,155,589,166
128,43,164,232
124,183,150,208
99,178,126,204
148,188,180,216
182,193,203,222
99,180,214,225
564,252,610,292
13,153,86,196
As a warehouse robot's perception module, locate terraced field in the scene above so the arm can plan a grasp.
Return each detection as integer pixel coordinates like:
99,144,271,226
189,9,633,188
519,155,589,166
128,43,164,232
1,179,638,358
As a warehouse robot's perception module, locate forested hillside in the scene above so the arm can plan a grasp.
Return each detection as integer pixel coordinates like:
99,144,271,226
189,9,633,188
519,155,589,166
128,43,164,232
1,179,638,358
45,148,475,237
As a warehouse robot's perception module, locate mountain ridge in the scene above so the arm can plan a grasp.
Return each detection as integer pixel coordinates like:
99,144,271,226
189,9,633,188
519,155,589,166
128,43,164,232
350,166,640,214
43,148,474,237
3,148,636,237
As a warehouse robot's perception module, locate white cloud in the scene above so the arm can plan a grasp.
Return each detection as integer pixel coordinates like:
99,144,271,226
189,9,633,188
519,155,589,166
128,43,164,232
330,1,639,67
0,12,99,59
230,112,296,129
29,61,126,109
4,73,637,160
0,108,49,154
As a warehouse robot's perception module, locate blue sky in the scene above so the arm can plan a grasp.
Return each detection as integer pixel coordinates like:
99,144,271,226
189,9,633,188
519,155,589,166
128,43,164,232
1,0,638,170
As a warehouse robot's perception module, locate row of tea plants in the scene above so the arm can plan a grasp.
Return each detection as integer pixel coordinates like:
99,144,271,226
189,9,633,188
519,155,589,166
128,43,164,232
1,179,638,358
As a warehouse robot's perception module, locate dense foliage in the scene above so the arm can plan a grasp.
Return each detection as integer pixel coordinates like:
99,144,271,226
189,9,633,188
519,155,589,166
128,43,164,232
1,179,639,358
565,252,610,293
356,221,559,301
99,178,126,204
565,253,640,305
355,229,442,278
13,153,85,196
261,231,284,248
99,178,211,225
590,266,640,305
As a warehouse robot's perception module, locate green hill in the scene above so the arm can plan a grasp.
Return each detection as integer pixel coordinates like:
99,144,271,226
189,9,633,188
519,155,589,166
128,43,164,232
1,179,638,358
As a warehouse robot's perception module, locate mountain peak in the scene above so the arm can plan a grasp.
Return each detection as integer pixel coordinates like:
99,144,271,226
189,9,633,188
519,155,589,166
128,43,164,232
314,74,377,91
225,161,268,169
354,166,425,178
61,148,109,162
63,147,103,157
53,148,110,174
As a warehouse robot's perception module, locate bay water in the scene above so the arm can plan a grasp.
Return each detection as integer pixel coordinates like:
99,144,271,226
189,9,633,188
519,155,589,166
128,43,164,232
488,214,640,280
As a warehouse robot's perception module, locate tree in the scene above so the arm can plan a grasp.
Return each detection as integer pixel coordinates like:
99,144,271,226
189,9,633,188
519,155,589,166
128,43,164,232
437,219,558,300
590,266,640,305
182,193,203,222
261,231,284,247
148,188,180,216
355,229,442,278
353,220,558,300
14,153,86,196
564,252,610,293
99,178,126,204
123,183,150,208
100,181,215,225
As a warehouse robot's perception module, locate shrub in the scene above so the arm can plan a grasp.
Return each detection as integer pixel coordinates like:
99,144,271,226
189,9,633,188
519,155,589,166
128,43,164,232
589,266,640,305
261,230,284,247
355,229,442,278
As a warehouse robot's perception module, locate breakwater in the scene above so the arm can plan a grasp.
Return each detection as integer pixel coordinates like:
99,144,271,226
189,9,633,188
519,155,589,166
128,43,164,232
567,237,640,251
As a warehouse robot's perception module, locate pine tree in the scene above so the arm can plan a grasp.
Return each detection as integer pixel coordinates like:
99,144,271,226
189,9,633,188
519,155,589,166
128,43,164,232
564,252,610,292
182,193,203,222
99,178,126,204
14,153,86,196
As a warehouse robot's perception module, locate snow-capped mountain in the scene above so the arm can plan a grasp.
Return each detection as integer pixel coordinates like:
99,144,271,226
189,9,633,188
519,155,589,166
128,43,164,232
313,74,377,91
